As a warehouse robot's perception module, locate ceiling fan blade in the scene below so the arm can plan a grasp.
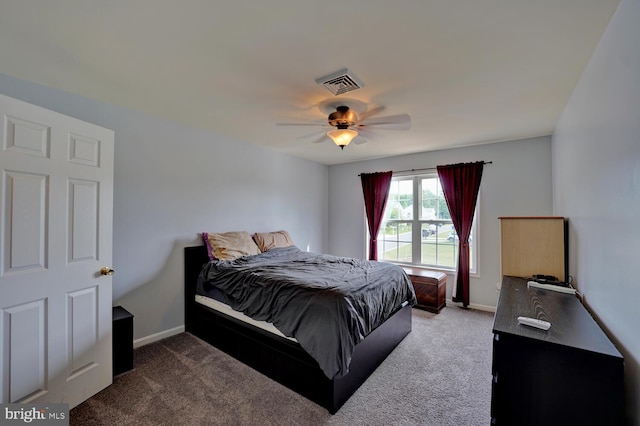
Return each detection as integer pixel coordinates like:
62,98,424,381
358,114,411,131
310,134,328,144
359,122,411,131
357,105,386,122
296,129,326,140
276,122,325,127
361,113,411,125
353,135,368,145
357,128,377,139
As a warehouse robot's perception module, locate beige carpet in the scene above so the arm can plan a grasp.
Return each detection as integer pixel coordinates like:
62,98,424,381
71,307,494,425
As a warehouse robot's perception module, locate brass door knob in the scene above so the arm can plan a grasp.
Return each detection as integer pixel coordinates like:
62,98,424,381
100,267,115,276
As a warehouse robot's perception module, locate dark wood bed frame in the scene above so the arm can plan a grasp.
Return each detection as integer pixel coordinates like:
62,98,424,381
184,245,412,414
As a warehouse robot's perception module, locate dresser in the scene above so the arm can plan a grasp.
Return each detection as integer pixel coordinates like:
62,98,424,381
491,276,624,425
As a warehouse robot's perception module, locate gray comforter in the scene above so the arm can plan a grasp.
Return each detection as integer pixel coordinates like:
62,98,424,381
197,246,416,378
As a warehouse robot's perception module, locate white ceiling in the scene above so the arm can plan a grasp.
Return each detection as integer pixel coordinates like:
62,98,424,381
0,1,620,165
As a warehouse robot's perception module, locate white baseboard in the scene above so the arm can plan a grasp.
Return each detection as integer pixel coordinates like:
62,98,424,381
447,299,496,313
133,325,185,349
468,302,496,313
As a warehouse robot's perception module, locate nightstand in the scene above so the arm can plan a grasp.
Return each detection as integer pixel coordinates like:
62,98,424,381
403,267,447,313
112,306,134,376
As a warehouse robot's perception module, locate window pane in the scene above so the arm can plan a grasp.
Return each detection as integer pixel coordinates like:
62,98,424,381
378,222,412,262
420,177,449,219
420,222,452,267
420,178,438,220
438,225,458,268
385,178,413,221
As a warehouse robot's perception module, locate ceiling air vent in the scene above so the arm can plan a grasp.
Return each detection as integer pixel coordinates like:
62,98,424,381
315,69,364,96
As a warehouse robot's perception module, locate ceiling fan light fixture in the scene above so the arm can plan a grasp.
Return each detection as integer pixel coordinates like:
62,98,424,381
327,128,358,150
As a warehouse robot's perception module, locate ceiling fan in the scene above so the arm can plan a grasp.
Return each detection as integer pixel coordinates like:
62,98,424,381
277,103,411,150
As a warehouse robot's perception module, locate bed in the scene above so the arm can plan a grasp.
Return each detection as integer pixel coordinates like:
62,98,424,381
184,235,415,413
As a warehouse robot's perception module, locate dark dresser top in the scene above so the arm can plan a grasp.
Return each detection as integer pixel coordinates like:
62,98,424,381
493,276,622,358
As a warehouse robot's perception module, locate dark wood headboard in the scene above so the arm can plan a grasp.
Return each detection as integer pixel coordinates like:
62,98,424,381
184,245,210,331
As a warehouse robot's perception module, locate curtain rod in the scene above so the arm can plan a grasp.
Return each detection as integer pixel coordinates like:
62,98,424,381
358,161,492,176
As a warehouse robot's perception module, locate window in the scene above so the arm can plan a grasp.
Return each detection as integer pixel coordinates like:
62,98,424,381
372,173,477,272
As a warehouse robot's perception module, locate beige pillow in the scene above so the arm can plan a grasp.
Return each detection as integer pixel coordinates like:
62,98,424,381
203,231,260,260
253,230,294,252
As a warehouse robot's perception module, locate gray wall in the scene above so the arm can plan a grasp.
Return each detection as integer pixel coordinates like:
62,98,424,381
553,0,639,423
327,136,553,309
0,73,329,341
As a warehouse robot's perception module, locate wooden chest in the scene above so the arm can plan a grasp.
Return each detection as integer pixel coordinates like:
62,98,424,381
402,267,447,313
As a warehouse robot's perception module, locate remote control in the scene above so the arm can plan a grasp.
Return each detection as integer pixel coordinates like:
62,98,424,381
527,281,576,295
517,316,551,330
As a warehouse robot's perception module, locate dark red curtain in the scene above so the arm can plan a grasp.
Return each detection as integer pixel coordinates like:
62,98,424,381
437,162,484,307
361,171,393,260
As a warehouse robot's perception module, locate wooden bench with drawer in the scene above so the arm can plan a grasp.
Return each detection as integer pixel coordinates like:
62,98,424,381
402,267,447,313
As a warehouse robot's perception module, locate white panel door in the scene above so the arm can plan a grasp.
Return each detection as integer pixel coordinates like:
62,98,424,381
0,93,114,408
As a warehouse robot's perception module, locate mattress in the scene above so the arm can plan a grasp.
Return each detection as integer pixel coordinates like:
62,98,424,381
195,294,296,342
